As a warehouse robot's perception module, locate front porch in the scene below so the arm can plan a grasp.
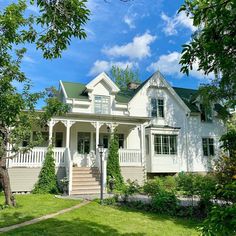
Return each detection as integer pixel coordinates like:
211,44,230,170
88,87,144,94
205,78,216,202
7,114,148,194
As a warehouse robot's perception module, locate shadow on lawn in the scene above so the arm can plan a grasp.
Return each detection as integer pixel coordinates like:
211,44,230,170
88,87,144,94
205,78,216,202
111,204,200,231
4,218,145,236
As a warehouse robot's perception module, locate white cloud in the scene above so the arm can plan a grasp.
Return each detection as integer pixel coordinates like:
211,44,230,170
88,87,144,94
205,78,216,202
123,15,136,29
161,11,196,36
89,60,137,76
103,32,156,60
23,55,36,64
147,51,212,79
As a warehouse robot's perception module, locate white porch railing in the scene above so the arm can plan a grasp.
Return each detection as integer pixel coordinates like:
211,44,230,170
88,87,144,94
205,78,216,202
118,149,142,166
64,148,72,195
7,147,66,168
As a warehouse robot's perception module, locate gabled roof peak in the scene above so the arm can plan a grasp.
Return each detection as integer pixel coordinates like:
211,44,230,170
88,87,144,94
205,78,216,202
86,72,120,93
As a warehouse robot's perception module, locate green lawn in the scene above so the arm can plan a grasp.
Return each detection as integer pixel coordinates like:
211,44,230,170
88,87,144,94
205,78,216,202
0,194,81,228
3,201,200,236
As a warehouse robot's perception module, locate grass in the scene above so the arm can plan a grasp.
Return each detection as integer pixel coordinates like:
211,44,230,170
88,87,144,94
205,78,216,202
3,201,200,236
0,194,81,228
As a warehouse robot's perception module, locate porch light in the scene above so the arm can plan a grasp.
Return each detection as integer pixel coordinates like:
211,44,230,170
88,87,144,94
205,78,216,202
98,143,104,154
98,143,104,204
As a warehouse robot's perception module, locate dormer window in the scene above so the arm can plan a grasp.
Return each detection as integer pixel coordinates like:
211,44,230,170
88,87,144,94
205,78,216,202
200,104,212,122
151,98,164,118
94,95,110,114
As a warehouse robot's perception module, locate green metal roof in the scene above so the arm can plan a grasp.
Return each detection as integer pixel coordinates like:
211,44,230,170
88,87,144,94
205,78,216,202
62,81,88,100
61,80,201,112
173,87,200,112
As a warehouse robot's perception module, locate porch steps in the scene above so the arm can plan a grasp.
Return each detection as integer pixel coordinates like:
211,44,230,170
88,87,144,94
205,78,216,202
71,167,101,195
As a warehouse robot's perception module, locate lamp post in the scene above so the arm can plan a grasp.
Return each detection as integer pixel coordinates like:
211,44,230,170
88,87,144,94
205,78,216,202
98,143,104,205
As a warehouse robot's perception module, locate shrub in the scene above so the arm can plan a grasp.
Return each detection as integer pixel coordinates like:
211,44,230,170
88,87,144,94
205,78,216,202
143,179,162,196
143,176,176,196
107,134,124,190
200,204,236,236
33,146,59,194
150,190,179,215
122,179,141,202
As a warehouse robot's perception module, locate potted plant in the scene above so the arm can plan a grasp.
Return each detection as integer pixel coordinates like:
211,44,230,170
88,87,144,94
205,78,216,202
108,176,115,193
60,177,69,195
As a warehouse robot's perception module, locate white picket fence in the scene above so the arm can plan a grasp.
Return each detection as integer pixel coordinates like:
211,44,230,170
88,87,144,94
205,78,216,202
118,149,142,166
7,147,66,168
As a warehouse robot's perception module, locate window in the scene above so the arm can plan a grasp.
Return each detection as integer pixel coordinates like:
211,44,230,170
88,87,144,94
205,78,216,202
151,98,157,117
200,104,212,122
117,134,124,148
55,132,63,147
202,138,214,156
158,99,164,118
150,98,164,118
154,134,177,155
94,95,110,114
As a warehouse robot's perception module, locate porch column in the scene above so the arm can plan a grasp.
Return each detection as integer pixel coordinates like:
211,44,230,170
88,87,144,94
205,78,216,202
66,120,71,148
95,121,100,150
48,120,54,145
140,124,145,165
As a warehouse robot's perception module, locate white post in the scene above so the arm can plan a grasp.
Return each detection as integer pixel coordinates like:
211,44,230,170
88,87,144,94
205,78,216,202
140,124,145,164
96,121,100,151
66,120,71,148
48,120,53,145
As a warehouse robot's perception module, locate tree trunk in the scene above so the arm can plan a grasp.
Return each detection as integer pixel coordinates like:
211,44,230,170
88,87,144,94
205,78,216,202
0,159,16,206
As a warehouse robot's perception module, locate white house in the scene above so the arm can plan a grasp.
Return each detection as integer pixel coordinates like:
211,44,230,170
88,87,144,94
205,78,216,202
7,71,225,194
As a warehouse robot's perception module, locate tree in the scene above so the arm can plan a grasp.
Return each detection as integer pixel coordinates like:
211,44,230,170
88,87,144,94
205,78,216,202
110,66,140,90
33,146,59,194
107,134,124,190
0,0,90,206
179,0,236,113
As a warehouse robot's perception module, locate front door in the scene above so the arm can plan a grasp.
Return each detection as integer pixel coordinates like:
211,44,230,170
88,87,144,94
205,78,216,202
76,132,91,167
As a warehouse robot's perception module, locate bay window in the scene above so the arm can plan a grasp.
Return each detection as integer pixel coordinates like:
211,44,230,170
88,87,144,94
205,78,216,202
154,134,177,155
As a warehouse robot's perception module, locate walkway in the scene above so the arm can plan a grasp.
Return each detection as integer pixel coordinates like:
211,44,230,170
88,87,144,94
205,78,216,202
0,200,90,233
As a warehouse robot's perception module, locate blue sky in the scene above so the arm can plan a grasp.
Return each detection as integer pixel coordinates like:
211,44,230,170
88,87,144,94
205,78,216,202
2,0,211,97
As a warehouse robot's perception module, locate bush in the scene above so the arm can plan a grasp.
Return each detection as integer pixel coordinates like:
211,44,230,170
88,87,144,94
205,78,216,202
33,146,59,194
107,134,124,190
143,176,177,196
143,179,162,196
121,179,141,202
201,204,236,236
150,190,179,215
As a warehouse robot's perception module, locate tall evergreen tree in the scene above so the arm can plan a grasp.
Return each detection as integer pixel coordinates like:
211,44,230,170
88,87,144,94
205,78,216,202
107,134,124,189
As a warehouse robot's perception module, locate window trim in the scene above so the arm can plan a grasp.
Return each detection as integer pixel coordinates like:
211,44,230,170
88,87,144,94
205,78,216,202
94,95,110,114
154,134,177,155
150,97,165,118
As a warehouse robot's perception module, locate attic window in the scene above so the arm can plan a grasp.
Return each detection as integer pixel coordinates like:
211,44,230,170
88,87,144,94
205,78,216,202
200,104,212,122
94,95,110,114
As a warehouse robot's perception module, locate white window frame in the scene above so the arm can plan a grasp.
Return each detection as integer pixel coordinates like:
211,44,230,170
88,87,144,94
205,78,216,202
94,95,110,114
154,134,177,155
150,97,165,118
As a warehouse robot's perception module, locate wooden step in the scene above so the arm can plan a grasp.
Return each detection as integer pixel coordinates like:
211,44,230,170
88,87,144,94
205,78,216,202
71,189,100,195
72,182,100,187
72,185,100,190
72,176,98,181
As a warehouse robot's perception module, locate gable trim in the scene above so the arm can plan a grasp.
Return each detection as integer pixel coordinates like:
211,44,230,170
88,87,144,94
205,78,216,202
59,80,68,99
86,72,120,93
128,71,191,113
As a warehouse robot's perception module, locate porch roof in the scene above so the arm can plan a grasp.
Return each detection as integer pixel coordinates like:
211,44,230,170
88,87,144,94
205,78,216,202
53,112,150,125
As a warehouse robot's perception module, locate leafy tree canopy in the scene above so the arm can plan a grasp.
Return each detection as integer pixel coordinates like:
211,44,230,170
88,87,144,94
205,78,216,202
179,0,236,112
110,66,140,91
0,0,90,206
